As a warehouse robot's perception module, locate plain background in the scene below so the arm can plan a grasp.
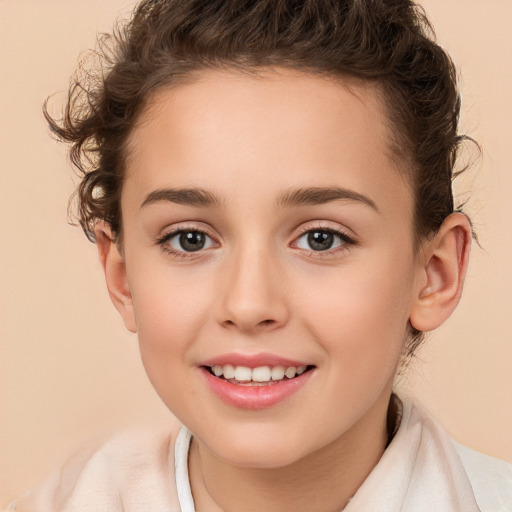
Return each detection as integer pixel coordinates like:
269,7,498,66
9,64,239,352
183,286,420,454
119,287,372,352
1,0,511,505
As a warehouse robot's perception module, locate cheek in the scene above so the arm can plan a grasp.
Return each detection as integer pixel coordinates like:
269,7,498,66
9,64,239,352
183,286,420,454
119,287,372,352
131,257,213,333
299,256,414,376
128,265,214,392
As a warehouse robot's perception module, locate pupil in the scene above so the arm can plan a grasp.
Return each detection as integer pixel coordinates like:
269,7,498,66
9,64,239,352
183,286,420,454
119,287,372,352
308,231,334,251
179,231,205,251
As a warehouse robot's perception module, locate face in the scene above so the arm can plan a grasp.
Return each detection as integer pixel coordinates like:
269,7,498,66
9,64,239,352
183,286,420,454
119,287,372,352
117,69,422,468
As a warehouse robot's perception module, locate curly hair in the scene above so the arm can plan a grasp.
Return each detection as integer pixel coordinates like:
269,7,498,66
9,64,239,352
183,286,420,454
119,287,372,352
44,0,475,357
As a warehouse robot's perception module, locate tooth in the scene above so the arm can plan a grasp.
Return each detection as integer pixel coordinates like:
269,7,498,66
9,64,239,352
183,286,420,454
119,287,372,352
216,364,306,383
234,366,252,381
223,364,235,379
252,366,271,382
271,366,285,380
285,366,297,379
296,365,306,375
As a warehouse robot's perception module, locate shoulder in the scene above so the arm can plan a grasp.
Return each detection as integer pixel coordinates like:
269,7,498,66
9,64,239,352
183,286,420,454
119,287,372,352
395,397,512,511
452,441,512,512
7,419,184,512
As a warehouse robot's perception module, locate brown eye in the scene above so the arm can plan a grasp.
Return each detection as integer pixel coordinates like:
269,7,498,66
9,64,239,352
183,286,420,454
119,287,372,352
307,231,335,251
296,229,352,252
168,230,213,252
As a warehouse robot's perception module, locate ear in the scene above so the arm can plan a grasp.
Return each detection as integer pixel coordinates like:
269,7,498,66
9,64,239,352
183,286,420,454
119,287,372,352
95,222,137,333
409,213,472,332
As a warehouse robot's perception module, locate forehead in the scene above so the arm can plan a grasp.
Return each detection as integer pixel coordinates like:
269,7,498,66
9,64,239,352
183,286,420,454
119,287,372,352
124,68,412,219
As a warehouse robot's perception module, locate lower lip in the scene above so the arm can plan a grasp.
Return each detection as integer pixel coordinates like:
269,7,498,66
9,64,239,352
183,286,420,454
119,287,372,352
201,367,313,410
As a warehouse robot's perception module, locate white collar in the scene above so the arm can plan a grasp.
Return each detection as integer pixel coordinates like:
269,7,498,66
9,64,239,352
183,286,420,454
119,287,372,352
175,426,195,512
173,398,480,511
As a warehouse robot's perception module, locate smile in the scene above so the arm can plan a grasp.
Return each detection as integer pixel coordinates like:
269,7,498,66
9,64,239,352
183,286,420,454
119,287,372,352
200,361,315,409
206,364,310,385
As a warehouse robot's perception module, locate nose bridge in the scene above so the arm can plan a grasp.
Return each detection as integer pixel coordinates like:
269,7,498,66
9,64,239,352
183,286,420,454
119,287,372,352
217,239,288,333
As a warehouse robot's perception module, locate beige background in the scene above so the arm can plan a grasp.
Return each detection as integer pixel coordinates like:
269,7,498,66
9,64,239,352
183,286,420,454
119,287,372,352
1,0,511,505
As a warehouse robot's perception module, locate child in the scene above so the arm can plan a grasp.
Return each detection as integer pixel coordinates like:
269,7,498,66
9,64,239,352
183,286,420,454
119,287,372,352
8,0,512,510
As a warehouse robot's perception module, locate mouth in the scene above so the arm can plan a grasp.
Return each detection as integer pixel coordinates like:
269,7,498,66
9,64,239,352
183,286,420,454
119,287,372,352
200,354,316,409
203,364,315,386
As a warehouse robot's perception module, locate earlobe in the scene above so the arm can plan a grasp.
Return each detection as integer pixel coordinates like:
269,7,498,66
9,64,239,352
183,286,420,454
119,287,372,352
95,222,137,333
409,213,472,332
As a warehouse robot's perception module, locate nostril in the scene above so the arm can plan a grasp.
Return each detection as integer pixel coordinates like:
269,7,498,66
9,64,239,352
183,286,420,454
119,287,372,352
222,316,284,332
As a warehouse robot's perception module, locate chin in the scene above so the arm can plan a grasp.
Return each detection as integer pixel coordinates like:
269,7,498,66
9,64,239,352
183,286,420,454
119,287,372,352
200,423,322,469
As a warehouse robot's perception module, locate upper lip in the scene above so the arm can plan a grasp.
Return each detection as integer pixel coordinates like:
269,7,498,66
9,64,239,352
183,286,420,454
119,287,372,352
201,352,311,368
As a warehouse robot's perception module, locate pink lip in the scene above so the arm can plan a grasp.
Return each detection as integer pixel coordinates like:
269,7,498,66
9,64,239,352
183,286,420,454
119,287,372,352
200,366,314,410
201,352,309,368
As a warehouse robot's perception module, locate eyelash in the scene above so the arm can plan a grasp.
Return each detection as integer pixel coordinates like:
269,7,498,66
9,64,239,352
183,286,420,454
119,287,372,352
156,227,218,259
293,225,356,257
155,224,356,259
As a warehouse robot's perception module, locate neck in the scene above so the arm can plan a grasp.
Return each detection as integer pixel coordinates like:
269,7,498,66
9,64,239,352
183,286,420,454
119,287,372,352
189,392,393,512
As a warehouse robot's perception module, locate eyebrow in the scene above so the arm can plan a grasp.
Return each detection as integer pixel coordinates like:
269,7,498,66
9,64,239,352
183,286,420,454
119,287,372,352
277,186,379,212
140,188,221,209
140,185,378,212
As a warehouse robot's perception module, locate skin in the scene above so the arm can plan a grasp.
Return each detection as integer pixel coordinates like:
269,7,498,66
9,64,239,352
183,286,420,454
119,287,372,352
96,68,471,512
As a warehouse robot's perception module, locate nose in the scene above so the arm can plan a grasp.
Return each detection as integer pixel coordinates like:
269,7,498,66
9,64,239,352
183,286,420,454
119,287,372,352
216,244,289,334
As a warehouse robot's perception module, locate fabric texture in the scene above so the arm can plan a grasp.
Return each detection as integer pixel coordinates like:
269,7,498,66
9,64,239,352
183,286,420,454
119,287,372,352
7,398,512,511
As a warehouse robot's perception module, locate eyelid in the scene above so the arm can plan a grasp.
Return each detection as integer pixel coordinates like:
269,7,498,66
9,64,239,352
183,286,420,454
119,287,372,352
155,223,220,257
155,221,218,241
290,221,357,254
293,221,357,242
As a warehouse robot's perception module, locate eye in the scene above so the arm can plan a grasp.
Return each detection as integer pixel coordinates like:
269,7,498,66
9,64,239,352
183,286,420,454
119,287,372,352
295,228,352,252
161,230,216,253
